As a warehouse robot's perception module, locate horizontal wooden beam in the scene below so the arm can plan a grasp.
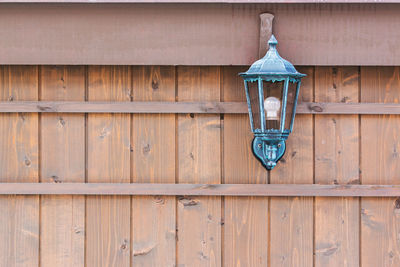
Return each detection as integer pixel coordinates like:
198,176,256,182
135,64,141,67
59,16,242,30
0,101,246,114
296,102,400,115
0,101,399,115
0,183,400,197
1,5,400,66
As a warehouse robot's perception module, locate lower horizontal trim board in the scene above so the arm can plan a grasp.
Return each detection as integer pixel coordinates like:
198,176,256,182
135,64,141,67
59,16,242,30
0,101,400,114
0,183,400,197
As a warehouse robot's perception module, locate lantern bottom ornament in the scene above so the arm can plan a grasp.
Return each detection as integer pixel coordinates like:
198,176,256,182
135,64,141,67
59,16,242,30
252,137,286,170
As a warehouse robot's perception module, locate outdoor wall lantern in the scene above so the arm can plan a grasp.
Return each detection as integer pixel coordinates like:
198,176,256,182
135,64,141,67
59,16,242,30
239,35,306,170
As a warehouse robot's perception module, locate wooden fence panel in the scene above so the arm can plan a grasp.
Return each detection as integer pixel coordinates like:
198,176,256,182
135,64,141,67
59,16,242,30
131,66,176,266
0,66,39,267
40,66,86,267
177,66,221,266
1,65,400,266
314,67,360,267
270,66,314,267
361,67,400,267
222,66,269,266
86,66,131,267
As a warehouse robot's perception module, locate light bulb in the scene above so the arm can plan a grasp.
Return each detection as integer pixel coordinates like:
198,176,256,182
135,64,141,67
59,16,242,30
264,97,280,120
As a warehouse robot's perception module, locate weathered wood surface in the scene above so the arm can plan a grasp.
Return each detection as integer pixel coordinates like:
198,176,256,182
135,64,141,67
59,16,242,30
131,66,176,266
40,66,85,267
223,66,269,266
2,4,400,66
270,66,314,267
1,101,400,114
0,183,400,197
177,66,222,266
0,101,246,113
314,67,360,267
0,65,399,266
0,66,39,267
86,66,131,266
361,67,400,266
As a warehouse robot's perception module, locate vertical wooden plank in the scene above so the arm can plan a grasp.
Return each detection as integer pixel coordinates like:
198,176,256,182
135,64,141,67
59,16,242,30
0,66,39,266
270,67,314,267
87,66,131,267
177,66,221,266
361,67,400,267
314,67,360,267
40,66,85,267
131,66,176,266
222,66,268,266
222,66,269,266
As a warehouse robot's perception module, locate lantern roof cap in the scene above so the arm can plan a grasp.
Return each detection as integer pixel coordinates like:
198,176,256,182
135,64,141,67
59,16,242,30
240,34,305,79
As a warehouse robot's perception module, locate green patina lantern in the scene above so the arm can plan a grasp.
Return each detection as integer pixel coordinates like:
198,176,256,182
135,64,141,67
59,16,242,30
239,34,306,170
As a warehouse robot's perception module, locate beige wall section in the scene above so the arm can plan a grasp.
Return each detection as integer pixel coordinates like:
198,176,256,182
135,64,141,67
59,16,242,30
0,4,399,65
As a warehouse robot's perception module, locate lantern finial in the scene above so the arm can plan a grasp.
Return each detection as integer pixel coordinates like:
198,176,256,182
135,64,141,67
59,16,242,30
268,34,278,48
240,35,305,78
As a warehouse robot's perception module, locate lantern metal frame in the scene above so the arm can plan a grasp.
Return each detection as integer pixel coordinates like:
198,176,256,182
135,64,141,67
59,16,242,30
239,35,306,170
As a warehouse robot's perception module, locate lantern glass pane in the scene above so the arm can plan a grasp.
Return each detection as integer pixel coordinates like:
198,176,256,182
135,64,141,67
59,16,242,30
284,81,298,131
262,81,284,131
248,81,261,130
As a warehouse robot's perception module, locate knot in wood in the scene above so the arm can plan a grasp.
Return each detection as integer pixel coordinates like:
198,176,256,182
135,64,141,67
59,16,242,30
309,104,323,113
37,105,55,112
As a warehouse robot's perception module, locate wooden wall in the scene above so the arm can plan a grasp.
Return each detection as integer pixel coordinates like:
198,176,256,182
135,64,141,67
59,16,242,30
0,65,399,266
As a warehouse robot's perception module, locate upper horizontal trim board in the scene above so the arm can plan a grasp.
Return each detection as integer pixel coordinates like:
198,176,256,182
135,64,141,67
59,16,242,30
0,4,399,65
0,101,400,114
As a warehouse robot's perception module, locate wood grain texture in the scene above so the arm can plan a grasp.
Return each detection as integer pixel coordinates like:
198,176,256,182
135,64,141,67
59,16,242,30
40,66,85,267
0,66,39,266
3,5,400,66
0,101,400,115
177,66,221,266
3,64,400,266
269,67,314,267
131,66,176,266
222,66,268,266
0,100,247,114
361,67,400,267
86,66,131,267
315,67,360,267
0,183,400,197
